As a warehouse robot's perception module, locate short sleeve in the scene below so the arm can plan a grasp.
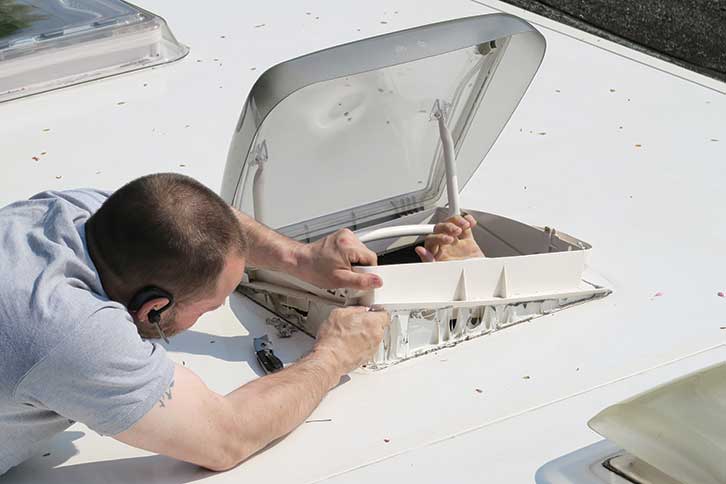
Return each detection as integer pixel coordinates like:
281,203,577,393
14,306,175,436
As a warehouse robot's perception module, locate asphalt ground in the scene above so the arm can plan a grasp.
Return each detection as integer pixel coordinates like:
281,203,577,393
495,0,726,82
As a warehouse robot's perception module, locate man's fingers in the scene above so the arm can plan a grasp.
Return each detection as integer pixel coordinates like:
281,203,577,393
425,233,456,247
344,246,378,268
338,236,378,267
332,306,369,315
357,245,379,267
448,215,471,231
370,310,391,329
334,270,383,290
433,222,462,237
434,216,473,239
463,214,477,228
460,215,478,240
415,246,436,262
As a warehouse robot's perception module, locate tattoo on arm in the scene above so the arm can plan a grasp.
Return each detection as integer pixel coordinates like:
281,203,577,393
158,379,175,408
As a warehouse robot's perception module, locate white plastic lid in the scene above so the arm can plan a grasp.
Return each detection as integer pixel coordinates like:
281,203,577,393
222,14,545,241
0,0,188,102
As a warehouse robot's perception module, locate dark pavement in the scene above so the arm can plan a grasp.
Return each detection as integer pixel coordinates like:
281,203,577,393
496,0,726,82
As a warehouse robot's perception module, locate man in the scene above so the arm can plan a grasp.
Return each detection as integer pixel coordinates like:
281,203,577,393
0,173,480,474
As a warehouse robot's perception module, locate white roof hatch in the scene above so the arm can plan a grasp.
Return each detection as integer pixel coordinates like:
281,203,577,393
222,13,546,242
0,0,188,103
223,13,610,368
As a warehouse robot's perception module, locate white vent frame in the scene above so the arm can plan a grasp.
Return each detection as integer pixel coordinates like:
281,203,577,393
238,208,611,369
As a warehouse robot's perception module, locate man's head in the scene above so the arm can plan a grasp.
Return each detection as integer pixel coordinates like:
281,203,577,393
87,173,247,338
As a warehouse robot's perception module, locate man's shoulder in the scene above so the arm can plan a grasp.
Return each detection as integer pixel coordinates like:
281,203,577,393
1,188,112,216
0,188,110,307
0,287,130,381
10,303,173,439
0,188,118,392
28,188,112,214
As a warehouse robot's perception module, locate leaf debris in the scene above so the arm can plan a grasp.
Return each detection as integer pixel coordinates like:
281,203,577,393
266,316,297,338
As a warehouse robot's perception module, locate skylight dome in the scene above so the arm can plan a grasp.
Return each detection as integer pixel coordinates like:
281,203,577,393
0,0,188,102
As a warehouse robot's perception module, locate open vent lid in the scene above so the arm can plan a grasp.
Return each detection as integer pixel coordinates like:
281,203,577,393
222,13,546,241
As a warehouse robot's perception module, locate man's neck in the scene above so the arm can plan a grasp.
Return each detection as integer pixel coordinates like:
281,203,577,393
85,219,129,305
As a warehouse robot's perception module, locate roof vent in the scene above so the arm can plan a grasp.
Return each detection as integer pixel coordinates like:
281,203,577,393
0,0,188,103
240,207,610,369
226,14,611,367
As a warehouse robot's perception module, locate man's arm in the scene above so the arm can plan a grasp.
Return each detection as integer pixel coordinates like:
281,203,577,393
232,208,382,290
114,307,389,471
231,207,303,274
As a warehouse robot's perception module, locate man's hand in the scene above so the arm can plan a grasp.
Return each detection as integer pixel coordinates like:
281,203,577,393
294,229,382,290
115,307,389,472
231,208,381,291
415,214,485,262
314,307,390,373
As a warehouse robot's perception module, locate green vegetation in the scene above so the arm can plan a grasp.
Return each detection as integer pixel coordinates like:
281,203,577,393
0,1,42,38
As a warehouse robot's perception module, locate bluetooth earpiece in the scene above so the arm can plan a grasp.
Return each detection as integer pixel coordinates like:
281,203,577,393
127,286,174,343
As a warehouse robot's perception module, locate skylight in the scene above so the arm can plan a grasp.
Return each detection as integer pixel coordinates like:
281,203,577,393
0,0,188,102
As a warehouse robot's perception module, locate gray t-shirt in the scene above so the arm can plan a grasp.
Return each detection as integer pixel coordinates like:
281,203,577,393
0,189,175,475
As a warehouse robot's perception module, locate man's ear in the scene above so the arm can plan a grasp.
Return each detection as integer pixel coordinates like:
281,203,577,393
135,297,171,324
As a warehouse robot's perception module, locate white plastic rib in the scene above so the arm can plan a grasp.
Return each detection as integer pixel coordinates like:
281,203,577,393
358,224,435,243
252,164,265,222
436,109,460,217
251,140,269,223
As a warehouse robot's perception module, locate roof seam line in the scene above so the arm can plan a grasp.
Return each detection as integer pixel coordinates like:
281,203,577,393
309,342,726,483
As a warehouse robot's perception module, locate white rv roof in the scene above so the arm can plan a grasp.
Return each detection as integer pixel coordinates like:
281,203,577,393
1,0,725,482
